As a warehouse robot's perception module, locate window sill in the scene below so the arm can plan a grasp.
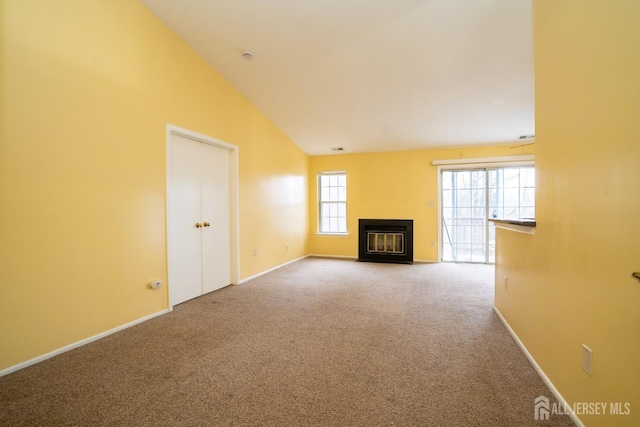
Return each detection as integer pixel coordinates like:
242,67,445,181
316,232,350,237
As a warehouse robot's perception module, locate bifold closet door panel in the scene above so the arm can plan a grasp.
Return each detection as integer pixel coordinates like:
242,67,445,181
168,134,205,305
200,142,231,294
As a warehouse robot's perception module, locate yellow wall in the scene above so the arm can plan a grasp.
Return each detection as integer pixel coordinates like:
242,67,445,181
0,1,308,371
495,1,640,425
308,144,534,260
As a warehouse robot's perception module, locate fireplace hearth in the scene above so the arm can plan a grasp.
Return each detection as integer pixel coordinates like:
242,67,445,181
358,219,413,264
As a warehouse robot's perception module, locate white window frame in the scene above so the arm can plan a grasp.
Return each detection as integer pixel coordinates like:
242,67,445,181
317,171,348,235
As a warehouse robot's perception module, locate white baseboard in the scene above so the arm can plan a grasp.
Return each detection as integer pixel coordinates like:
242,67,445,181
238,255,309,284
308,254,358,260
309,255,437,264
414,259,438,263
0,309,170,378
493,307,583,427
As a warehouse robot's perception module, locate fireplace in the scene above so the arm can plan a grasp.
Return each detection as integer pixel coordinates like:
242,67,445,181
358,219,413,264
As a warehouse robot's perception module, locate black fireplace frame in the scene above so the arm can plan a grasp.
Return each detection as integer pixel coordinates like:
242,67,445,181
358,219,413,264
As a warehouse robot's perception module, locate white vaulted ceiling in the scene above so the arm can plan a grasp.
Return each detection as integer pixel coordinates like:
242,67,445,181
140,0,534,155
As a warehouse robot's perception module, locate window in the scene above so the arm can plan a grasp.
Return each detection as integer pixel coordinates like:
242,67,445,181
318,172,347,233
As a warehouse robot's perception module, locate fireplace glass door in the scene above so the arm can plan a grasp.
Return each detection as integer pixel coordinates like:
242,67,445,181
367,232,404,254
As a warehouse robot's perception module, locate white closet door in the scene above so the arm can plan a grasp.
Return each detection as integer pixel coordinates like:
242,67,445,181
168,134,231,306
200,142,231,293
168,135,204,305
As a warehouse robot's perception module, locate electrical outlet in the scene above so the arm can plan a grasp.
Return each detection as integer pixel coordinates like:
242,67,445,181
253,248,259,257
582,345,593,376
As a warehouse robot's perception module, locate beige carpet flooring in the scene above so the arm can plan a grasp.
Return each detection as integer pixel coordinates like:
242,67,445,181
0,258,575,426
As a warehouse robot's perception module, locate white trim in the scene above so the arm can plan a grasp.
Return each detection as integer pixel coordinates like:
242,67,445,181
308,254,358,260
437,166,443,262
317,171,348,235
238,255,309,284
317,170,347,175
432,155,534,166
315,232,350,237
493,223,535,235
0,309,169,378
493,307,584,427
306,255,436,263
166,124,241,310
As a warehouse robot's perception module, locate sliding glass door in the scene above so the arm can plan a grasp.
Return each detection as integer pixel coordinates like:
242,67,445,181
441,167,535,263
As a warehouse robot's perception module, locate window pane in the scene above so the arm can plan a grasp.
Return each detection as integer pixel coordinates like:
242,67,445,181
488,189,501,208
521,188,535,206
504,189,519,206
472,207,485,218
337,187,346,201
488,170,501,189
503,169,520,187
442,172,453,190
522,168,535,187
521,207,535,218
456,207,471,218
321,187,329,201
329,187,337,200
472,226,485,242
471,189,486,208
471,171,485,188
455,189,471,207
442,190,452,207
504,206,519,218
456,244,472,262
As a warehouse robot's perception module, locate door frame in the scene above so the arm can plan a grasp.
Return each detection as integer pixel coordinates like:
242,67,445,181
165,124,240,309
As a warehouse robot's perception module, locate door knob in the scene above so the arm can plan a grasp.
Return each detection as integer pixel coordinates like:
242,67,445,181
203,222,211,227
195,222,203,228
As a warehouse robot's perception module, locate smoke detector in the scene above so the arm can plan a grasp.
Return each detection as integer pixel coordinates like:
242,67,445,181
242,50,254,60
331,147,344,151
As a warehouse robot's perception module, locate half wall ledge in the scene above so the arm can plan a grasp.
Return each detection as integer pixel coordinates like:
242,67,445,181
489,218,536,235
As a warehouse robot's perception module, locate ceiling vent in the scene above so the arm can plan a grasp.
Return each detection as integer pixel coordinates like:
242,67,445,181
331,147,344,151
518,134,535,140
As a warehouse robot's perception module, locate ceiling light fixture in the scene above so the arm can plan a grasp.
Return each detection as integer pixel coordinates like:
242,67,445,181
242,50,254,60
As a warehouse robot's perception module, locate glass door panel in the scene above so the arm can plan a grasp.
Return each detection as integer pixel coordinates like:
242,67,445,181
443,166,535,263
